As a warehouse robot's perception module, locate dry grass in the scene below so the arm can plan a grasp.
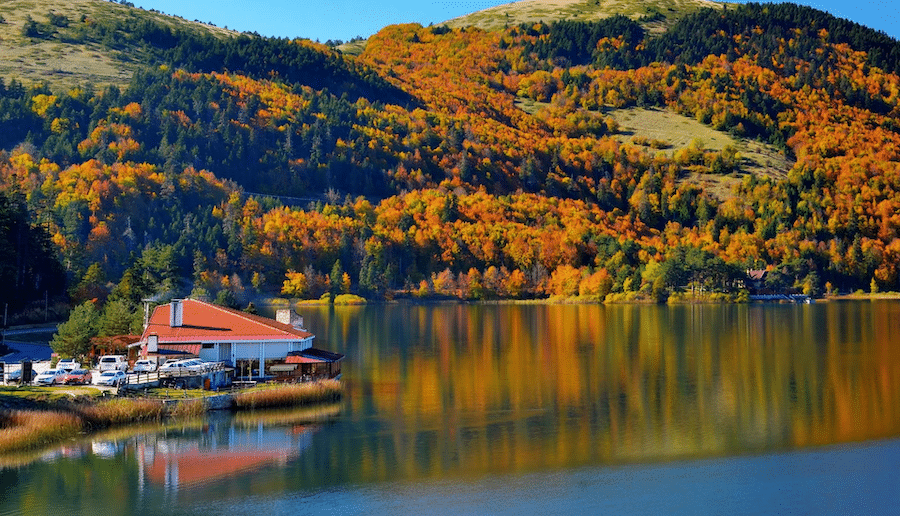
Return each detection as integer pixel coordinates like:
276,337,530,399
167,398,207,419
0,381,342,455
232,380,343,410
442,0,730,34
0,0,236,90
0,410,82,454
76,398,167,429
604,107,792,200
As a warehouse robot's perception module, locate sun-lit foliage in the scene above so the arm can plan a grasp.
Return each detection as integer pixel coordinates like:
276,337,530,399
2,2,900,309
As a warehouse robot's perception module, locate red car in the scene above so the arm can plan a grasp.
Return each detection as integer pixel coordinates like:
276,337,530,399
60,369,93,385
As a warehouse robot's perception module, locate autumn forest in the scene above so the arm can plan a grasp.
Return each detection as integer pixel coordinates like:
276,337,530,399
3,1,900,323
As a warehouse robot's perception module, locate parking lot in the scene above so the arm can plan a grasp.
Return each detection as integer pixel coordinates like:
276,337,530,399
2,357,227,391
1,360,134,388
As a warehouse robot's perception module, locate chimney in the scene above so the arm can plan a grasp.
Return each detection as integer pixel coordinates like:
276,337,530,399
276,309,304,331
169,300,184,327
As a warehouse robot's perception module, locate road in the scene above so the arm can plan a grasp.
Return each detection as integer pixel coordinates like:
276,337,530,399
1,325,56,362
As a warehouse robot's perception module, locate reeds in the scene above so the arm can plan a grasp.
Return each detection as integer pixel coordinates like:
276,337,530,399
232,380,342,410
76,398,167,429
0,410,82,454
167,399,207,419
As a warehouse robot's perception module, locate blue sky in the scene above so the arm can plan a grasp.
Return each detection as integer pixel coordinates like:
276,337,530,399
130,0,899,43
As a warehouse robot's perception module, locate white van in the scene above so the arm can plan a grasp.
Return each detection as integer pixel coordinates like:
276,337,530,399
98,355,128,372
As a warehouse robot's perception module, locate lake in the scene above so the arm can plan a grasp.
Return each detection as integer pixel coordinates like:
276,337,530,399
2,300,899,514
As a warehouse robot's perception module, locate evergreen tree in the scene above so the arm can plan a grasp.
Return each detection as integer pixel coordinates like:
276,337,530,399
50,301,100,358
329,260,344,296
99,298,140,336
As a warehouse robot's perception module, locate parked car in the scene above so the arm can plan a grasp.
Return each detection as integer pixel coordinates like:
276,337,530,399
34,369,67,385
133,359,157,373
159,359,190,374
61,369,93,385
160,358,208,374
181,359,209,373
98,355,128,372
6,369,36,383
57,358,80,371
96,370,127,387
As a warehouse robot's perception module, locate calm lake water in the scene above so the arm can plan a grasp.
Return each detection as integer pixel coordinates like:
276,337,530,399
2,300,900,514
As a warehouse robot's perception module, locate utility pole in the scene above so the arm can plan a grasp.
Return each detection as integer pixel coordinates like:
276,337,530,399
1,303,6,353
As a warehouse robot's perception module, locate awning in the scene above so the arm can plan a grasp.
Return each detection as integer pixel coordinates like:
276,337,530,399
285,348,345,364
285,355,325,364
150,344,202,357
270,364,298,372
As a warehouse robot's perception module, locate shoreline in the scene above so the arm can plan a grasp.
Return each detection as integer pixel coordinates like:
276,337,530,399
0,380,342,456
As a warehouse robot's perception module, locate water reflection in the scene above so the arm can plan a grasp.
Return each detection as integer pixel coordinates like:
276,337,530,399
301,300,900,476
2,301,900,512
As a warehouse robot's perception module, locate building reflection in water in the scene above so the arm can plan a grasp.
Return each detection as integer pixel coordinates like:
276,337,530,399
135,420,319,494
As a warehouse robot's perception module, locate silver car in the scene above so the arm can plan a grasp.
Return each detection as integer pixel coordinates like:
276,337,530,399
34,369,66,385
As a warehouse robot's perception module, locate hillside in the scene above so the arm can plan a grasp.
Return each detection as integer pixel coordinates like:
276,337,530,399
2,0,900,321
0,0,236,90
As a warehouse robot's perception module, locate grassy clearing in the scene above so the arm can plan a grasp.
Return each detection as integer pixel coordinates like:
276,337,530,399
0,0,235,90
604,107,792,199
517,101,792,200
442,0,731,34
337,40,366,56
232,380,343,410
0,385,100,404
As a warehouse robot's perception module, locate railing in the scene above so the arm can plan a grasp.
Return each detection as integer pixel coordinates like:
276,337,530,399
123,362,227,388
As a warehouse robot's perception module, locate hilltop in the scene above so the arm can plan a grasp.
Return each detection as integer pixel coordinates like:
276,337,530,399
442,0,730,34
337,0,725,54
0,0,235,90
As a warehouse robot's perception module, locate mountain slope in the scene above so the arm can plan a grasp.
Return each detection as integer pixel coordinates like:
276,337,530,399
2,1,900,313
0,0,235,90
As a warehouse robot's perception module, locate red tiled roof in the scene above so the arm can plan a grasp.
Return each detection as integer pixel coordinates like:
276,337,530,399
747,269,768,280
141,299,313,344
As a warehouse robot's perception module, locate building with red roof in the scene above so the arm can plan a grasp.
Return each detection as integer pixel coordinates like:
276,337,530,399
137,299,339,380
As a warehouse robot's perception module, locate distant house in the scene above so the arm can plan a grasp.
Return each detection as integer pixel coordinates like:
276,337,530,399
746,269,768,294
137,299,341,380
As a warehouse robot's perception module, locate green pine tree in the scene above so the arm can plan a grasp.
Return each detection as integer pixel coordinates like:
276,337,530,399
50,301,100,358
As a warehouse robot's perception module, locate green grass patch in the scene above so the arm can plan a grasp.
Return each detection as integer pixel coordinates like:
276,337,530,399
0,385,101,403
